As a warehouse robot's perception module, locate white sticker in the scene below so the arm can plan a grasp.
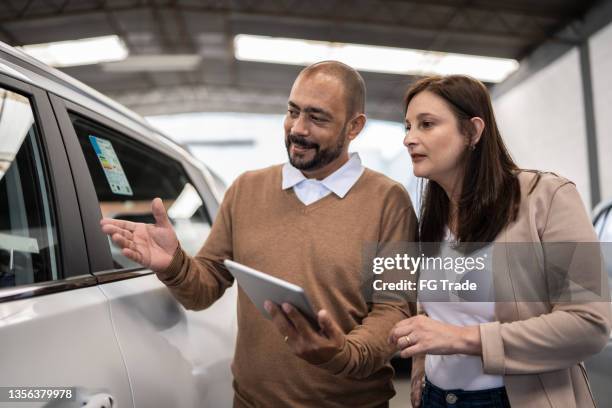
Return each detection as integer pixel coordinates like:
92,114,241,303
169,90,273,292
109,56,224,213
0,232,39,253
89,135,133,196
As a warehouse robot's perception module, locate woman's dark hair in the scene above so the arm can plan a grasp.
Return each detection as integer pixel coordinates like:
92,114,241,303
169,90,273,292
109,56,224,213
404,75,521,243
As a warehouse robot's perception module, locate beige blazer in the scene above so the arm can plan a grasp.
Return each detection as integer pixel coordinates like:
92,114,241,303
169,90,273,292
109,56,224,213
414,171,612,408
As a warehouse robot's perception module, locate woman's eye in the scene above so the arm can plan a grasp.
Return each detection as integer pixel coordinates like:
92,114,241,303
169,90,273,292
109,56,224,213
405,125,411,132
422,121,433,129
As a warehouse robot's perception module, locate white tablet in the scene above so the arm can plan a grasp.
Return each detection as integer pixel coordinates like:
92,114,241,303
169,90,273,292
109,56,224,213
224,259,319,327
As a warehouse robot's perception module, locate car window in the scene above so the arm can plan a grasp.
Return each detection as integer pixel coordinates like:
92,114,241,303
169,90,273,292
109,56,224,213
598,209,612,243
0,87,60,287
594,208,612,295
594,208,609,238
69,113,211,269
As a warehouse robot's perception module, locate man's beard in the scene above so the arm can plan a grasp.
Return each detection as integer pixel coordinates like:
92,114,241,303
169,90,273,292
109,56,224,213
285,128,347,172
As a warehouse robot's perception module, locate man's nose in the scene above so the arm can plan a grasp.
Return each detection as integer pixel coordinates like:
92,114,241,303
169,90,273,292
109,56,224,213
291,113,309,136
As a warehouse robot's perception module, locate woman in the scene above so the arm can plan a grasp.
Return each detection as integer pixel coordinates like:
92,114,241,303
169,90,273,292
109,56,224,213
388,75,611,407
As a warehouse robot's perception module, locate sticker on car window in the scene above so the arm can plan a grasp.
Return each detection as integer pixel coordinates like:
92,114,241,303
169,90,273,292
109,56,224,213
89,135,133,196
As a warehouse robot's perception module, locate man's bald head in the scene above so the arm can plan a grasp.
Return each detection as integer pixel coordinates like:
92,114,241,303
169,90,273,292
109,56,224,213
297,61,366,118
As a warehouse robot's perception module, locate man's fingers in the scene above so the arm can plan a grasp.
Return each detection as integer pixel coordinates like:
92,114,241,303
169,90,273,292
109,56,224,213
282,303,315,336
264,301,296,339
317,310,343,340
102,224,133,240
152,198,172,228
100,217,138,232
112,233,136,251
122,248,143,264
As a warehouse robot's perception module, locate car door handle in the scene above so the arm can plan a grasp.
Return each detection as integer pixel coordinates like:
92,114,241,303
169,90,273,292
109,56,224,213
82,393,114,408
43,390,114,408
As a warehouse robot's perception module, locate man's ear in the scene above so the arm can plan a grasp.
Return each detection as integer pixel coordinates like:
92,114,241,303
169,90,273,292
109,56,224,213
346,113,367,141
469,117,485,146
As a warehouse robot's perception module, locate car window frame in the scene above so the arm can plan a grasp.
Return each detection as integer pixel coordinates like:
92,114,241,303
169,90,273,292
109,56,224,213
594,206,611,238
49,94,217,283
0,72,93,302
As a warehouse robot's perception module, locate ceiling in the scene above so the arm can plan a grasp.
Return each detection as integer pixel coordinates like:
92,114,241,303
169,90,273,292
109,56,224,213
0,0,601,121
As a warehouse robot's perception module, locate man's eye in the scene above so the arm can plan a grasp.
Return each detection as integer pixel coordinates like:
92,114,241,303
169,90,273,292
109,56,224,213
288,109,299,118
311,115,325,122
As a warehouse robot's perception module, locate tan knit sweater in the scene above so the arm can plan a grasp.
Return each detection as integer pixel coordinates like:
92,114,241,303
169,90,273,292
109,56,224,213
157,164,417,408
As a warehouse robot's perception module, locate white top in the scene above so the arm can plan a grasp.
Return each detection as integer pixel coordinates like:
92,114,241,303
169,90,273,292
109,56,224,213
281,152,365,205
419,229,504,391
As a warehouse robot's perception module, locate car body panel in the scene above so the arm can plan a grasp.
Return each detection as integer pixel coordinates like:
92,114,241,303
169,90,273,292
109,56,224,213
585,199,612,407
96,275,237,408
0,286,133,407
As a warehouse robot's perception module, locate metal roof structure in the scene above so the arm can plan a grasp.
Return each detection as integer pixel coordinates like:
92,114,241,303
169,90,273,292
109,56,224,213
0,0,604,121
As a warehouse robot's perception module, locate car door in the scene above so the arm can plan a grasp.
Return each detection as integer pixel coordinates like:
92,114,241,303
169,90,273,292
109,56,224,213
49,95,237,408
584,204,612,408
0,70,131,407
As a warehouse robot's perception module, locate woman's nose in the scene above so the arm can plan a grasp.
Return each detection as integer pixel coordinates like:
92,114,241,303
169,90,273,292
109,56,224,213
404,131,416,148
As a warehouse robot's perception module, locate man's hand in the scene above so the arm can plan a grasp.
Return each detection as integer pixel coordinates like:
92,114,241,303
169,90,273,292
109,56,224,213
100,197,179,273
264,301,345,365
388,315,482,358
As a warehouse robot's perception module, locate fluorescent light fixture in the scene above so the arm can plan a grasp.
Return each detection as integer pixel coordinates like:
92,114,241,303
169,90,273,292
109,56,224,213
102,54,202,72
19,35,128,67
234,34,519,83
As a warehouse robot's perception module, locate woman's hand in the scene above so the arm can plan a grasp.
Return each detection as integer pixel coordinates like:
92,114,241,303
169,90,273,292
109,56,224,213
410,354,426,408
388,315,482,358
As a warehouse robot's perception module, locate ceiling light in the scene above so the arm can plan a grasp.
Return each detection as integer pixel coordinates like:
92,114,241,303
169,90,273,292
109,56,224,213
102,55,202,72
19,35,128,67
234,34,519,83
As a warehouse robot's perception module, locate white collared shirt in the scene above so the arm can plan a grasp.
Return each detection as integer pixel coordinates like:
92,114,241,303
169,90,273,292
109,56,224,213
281,152,365,205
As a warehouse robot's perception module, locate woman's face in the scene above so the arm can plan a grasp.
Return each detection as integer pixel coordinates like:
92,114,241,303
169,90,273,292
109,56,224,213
403,91,469,186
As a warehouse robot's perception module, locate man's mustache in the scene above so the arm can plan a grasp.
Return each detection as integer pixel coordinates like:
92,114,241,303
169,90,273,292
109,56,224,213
288,134,319,150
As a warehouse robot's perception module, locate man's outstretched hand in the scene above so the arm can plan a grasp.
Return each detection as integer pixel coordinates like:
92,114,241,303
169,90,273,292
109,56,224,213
100,197,179,273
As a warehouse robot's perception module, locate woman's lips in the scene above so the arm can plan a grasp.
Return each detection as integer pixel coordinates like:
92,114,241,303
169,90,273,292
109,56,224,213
411,153,427,162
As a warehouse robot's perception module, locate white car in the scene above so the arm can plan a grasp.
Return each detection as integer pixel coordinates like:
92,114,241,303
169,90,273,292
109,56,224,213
0,41,237,408
585,199,612,408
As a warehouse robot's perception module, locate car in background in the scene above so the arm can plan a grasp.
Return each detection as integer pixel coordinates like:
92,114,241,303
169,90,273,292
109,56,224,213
0,41,236,407
584,199,612,407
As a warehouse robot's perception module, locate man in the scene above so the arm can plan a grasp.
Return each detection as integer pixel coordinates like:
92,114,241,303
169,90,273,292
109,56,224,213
101,61,417,407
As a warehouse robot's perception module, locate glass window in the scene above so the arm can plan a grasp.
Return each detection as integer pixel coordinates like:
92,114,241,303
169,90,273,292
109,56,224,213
594,208,609,238
0,87,59,288
599,210,612,243
70,113,211,269
594,208,612,295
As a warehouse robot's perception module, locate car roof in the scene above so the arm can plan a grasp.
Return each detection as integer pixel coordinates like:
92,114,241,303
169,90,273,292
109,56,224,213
0,41,162,140
0,41,222,203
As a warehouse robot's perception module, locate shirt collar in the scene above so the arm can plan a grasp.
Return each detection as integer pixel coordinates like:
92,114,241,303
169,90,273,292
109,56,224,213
281,152,364,198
